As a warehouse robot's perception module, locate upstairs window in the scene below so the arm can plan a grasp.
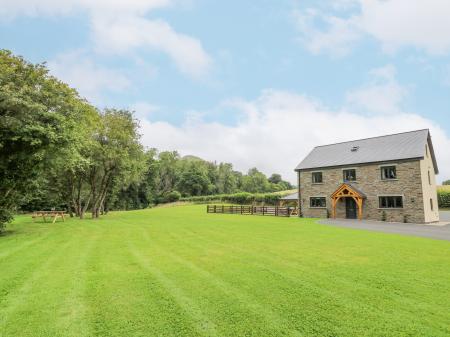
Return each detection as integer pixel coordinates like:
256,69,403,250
381,166,397,180
343,169,356,182
310,197,326,208
428,170,431,185
312,172,323,184
379,196,403,209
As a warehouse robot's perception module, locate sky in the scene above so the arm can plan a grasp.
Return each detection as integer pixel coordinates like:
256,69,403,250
1,0,450,183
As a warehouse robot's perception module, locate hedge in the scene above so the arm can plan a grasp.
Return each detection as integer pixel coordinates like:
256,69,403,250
180,192,290,205
438,189,450,208
181,189,450,208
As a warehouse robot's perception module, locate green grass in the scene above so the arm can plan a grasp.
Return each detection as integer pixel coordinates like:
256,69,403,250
1,205,450,337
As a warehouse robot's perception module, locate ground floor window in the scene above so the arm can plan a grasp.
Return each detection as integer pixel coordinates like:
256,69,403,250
430,198,434,211
310,197,326,208
379,196,403,208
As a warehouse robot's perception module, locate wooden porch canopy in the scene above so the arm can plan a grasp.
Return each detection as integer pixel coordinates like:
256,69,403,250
330,183,366,220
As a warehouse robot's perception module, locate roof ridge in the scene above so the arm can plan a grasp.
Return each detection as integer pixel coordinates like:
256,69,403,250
314,129,429,149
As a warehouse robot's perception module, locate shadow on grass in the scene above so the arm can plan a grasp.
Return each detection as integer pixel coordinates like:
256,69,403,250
0,229,16,237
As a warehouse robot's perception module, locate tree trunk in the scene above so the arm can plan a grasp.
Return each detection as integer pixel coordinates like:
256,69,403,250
80,195,91,219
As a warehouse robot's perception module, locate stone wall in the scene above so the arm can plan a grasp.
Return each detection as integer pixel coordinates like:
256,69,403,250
298,160,427,223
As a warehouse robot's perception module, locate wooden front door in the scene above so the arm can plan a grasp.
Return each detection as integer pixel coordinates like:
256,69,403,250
345,198,357,219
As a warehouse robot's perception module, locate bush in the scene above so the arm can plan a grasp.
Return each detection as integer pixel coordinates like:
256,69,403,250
437,189,450,208
0,208,13,233
164,191,181,203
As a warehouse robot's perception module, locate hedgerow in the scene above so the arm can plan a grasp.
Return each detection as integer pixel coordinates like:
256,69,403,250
438,189,450,208
180,191,292,205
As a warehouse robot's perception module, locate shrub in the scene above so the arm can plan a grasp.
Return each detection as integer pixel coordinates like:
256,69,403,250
0,208,13,233
164,191,181,203
437,189,450,208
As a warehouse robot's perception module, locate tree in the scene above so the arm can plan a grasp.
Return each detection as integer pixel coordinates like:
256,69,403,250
268,173,282,184
176,161,210,196
86,109,146,218
156,151,180,195
241,168,270,193
0,50,95,230
443,180,450,185
216,163,237,194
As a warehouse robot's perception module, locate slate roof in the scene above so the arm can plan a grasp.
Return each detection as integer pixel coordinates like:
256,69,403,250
295,129,439,173
345,183,367,198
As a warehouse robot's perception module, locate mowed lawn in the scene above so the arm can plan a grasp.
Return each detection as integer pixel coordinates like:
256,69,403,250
1,206,450,337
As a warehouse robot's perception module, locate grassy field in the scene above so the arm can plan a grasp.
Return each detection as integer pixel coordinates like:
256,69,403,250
1,206,450,337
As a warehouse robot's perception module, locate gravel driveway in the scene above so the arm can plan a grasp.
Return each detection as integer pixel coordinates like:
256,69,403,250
319,211,450,241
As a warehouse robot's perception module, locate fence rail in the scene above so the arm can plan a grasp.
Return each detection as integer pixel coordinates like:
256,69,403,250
206,205,297,217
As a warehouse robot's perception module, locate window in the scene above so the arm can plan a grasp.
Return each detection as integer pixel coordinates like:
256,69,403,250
430,198,434,211
310,197,326,208
379,196,403,209
343,169,356,182
312,172,323,184
428,170,431,185
381,166,397,180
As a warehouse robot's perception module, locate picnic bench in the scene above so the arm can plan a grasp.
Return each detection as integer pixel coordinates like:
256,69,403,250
32,211,67,223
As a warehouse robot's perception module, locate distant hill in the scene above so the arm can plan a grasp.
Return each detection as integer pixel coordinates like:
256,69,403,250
181,155,205,162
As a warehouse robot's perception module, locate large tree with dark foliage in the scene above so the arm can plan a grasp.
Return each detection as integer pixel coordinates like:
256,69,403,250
0,50,96,229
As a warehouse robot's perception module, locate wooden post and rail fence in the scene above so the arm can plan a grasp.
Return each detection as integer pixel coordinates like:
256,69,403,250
206,205,298,217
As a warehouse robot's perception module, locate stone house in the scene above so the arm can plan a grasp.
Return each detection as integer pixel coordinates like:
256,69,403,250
295,129,439,223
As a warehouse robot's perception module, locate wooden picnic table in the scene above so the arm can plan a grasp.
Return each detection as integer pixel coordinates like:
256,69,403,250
32,211,67,223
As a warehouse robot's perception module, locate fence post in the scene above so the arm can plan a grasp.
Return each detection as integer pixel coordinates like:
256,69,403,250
263,206,265,216
214,205,216,213
222,205,224,213
287,207,290,217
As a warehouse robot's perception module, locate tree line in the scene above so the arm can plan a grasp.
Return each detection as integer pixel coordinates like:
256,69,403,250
0,50,291,230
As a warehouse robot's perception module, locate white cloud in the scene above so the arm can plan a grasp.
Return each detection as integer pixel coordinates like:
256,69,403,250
92,16,212,78
130,102,161,120
48,50,131,103
295,0,450,56
293,8,362,57
0,0,212,78
138,89,450,184
346,65,408,114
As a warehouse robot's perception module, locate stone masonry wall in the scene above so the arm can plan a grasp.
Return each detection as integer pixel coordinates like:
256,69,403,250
298,160,426,223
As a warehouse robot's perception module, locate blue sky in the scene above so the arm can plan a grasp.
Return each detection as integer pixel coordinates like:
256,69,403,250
1,0,450,182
